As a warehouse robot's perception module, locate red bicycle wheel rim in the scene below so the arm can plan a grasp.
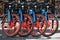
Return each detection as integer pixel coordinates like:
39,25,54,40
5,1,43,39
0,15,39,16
18,14,33,36
43,13,58,37
2,14,20,36
31,14,47,37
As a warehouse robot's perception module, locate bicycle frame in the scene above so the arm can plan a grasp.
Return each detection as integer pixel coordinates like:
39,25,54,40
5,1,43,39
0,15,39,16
7,3,14,25
29,9,36,23
19,8,23,23
7,9,11,25
7,2,16,25
42,8,47,19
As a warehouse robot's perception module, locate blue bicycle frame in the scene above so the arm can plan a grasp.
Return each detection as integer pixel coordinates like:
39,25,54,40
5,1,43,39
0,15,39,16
19,8,23,23
7,4,14,25
42,8,47,19
29,9,36,23
8,9,10,25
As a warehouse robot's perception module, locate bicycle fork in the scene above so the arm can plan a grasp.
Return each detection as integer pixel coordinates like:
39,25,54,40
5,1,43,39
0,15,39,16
19,8,23,23
8,9,14,25
42,8,47,19
29,9,36,24
8,9,11,25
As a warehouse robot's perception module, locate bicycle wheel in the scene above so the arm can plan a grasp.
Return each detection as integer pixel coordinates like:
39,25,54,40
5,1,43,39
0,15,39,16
43,13,58,37
18,14,33,37
31,14,47,37
2,14,20,36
